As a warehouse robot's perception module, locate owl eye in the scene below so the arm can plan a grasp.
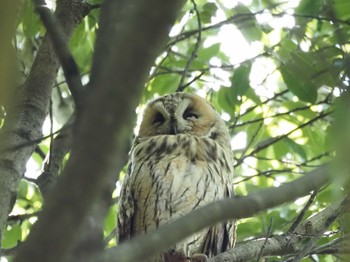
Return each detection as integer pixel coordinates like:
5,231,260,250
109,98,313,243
153,113,165,125
183,109,198,120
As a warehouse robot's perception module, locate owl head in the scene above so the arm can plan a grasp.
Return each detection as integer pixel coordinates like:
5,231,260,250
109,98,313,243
137,93,231,144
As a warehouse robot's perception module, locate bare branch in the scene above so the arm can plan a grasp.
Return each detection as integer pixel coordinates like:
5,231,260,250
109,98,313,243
36,118,74,197
209,195,345,262
32,0,85,110
288,190,318,233
177,0,202,92
235,111,331,167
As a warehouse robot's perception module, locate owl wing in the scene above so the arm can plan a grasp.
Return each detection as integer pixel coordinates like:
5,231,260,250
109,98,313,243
117,164,135,242
202,185,236,256
223,185,236,250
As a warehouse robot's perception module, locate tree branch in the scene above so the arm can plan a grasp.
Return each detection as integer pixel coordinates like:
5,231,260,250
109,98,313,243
177,0,202,92
88,165,331,262
209,195,345,261
0,0,89,235
36,117,74,198
235,111,331,167
32,0,87,110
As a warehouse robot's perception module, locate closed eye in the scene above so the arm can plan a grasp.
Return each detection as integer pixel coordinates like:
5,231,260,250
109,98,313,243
183,108,199,120
152,112,165,125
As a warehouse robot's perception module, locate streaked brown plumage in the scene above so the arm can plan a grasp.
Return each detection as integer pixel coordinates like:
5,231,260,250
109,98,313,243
118,93,235,261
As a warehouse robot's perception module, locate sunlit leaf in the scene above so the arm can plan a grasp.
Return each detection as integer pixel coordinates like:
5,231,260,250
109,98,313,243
21,1,43,38
104,204,117,237
200,2,218,24
232,4,262,41
230,62,251,102
284,138,307,160
2,224,21,249
197,43,220,61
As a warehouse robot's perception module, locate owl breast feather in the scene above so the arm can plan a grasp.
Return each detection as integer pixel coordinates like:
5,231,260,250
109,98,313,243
130,134,233,233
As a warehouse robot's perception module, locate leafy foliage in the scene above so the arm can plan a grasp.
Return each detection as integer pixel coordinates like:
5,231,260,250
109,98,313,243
1,0,350,261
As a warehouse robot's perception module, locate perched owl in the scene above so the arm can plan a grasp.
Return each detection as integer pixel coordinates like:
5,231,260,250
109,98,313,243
118,93,235,261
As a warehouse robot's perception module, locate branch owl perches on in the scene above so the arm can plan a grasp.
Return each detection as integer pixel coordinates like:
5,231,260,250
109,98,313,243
117,93,236,261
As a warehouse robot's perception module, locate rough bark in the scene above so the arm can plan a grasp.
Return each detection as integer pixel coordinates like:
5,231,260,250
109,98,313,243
0,0,89,233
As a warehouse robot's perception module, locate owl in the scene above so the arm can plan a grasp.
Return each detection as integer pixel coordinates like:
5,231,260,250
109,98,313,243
117,92,235,261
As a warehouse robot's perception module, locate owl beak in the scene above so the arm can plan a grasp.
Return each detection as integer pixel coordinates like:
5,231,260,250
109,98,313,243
169,118,178,135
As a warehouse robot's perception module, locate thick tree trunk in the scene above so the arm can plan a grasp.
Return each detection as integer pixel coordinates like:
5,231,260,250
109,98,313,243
14,0,186,261
0,0,90,236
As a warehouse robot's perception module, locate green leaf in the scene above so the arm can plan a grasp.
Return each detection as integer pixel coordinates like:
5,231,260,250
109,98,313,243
21,1,43,38
148,74,179,96
334,0,350,20
18,180,29,199
280,66,317,103
70,21,95,72
2,224,21,249
104,204,117,236
229,62,252,104
232,4,262,41
216,87,236,116
200,3,218,24
284,138,307,160
296,0,323,15
236,218,262,240
198,43,220,61
276,38,298,62
244,87,261,105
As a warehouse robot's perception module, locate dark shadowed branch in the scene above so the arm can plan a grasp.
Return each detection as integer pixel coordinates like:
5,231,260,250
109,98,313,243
32,0,88,109
36,118,74,198
13,0,186,261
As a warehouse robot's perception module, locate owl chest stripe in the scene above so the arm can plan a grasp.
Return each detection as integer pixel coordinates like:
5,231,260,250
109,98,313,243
191,169,211,211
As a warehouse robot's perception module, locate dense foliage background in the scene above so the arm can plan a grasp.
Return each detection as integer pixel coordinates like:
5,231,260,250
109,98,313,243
1,0,350,261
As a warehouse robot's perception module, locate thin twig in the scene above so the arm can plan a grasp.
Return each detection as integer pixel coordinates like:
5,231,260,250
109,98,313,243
238,120,264,160
256,217,274,262
288,190,318,233
48,98,54,169
177,0,202,92
235,111,331,167
233,99,329,128
1,123,74,153
274,12,350,26
7,212,41,224
254,152,331,169
178,71,205,91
